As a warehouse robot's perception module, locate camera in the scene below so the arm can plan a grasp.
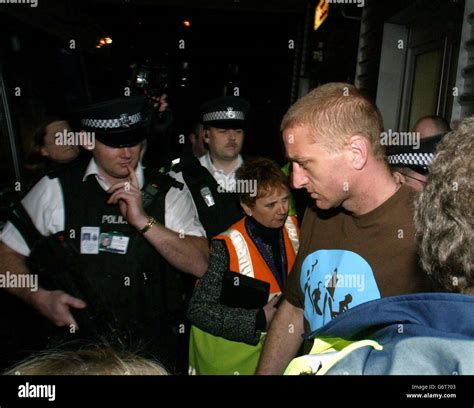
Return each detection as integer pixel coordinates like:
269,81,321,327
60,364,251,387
129,61,169,98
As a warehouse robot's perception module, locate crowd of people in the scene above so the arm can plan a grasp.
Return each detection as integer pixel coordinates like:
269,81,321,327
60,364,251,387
0,81,472,376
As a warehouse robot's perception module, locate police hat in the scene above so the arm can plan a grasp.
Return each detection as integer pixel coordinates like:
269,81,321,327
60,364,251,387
75,96,148,148
201,96,250,129
386,133,445,174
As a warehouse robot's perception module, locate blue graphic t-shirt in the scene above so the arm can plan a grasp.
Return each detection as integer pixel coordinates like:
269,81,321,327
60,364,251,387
300,249,380,331
284,186,432,347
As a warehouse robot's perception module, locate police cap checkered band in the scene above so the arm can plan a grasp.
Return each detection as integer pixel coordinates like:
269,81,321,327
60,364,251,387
387,152,435,168
202,109,245,123
81,112,142,129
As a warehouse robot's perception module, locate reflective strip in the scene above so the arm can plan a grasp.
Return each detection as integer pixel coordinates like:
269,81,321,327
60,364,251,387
284,337,383,375
220,229,255,278
81,112,142,129
202,109,245,122
285,217,299,254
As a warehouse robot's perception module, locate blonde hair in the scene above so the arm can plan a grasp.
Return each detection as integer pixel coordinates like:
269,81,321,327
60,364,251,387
4,345,168,376
281,83,385,160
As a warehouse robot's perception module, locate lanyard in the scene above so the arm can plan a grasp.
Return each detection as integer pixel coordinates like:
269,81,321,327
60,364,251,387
246,218,288,291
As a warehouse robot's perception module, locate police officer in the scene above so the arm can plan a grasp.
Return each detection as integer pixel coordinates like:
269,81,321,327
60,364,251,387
171,96,250,239
0,96,208,372
387,133,445,192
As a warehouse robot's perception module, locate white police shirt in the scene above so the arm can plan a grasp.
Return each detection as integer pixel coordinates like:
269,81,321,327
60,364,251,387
0,158,206,256
198,152,243,193
168,152,243,239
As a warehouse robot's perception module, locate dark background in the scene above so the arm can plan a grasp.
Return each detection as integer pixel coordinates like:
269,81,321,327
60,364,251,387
0,0,361,173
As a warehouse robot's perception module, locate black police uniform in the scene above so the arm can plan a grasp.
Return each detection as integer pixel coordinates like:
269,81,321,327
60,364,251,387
9,97,188,372
172,96,250,239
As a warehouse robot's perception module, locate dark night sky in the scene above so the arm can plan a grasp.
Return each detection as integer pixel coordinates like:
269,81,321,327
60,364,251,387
0,0,361,165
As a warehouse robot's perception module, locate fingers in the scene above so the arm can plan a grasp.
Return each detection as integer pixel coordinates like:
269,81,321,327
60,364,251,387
68,315,79,330
268,294,282,306
107,190,134,205
107,181,139,205
63,294,87,309
52,293,85,328
126,164,139,188
107,181,139,195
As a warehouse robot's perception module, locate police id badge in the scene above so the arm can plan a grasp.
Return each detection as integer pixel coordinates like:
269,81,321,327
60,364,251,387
80,227,100,254
99,232,130,254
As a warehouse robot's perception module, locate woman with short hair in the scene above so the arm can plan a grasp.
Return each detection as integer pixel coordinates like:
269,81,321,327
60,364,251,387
187,157,300,375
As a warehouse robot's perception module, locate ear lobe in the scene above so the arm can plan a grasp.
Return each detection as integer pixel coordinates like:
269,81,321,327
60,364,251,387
393,171,406,184
350,136,368,170
240,202,253,217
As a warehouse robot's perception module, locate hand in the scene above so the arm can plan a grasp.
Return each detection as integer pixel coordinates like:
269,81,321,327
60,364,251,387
32,288,86,329
263,294,281,330
107,164,148,229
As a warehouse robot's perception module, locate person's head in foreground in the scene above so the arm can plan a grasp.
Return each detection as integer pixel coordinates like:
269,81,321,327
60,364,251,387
4,345,168,375
414,117,474,293
236,157,290,229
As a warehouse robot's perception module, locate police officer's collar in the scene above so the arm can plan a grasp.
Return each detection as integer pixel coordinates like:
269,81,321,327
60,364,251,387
199,152,243,176
82,158,145,191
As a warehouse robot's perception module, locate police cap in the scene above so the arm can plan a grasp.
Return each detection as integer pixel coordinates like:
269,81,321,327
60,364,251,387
75,96,148,148
201,96,250,129
386,133,445,174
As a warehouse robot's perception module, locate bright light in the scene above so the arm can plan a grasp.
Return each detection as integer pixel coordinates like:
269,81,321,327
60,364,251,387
97,36,113,49
183,20,191,27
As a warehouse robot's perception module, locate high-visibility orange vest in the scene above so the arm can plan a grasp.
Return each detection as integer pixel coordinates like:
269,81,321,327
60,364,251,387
216,215,299,294
189,215,300,375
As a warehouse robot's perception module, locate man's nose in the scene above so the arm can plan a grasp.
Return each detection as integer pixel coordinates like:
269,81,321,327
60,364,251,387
292,163,308,189
120,147,132,158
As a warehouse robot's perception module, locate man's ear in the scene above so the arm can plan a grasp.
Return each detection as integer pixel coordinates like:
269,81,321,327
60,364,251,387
392,171,406,185
348,135,369,170
240,201,253,217
203,129,210,143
